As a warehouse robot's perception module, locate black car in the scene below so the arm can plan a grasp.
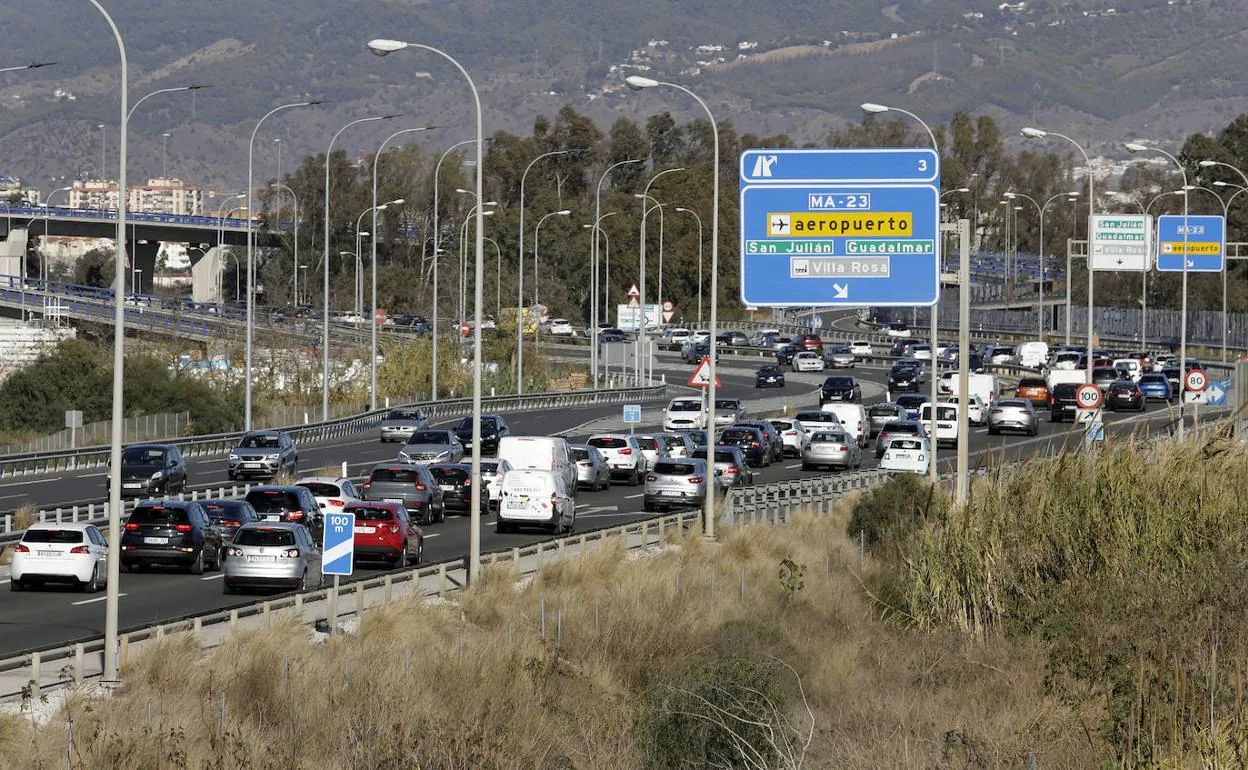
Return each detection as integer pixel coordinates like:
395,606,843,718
754,365,786,388
427,463,486,514
717,426,770,468
200,499,261,542
887,364,923,394
1049,382,1080,422
775,344,800,366
733,420,785,463
1106,380,1146,412
110,443,188,498
599,330,626,343
452,414,510,455
819,375,862,404
243,485,324,538
120,500,223,574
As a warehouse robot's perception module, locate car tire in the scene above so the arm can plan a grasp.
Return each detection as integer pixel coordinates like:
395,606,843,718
495,522,509,535
437,505,447,523
189,549,205,576
415,543,424,565
9,578,21,592
395,547,407,570
297,571,307,591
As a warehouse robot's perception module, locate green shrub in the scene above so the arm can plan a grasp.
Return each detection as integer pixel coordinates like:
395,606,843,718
847,474,940,557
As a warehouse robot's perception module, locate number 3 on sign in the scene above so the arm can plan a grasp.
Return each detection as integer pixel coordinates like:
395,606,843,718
918,159,928,172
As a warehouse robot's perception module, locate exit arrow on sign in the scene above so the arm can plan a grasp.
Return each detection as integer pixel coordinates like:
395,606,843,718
832,283,848,299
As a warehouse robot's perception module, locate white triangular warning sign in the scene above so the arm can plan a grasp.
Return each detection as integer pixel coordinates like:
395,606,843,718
627,297,639,308
627,283,640,298
662,310,674,323
687,356,720,388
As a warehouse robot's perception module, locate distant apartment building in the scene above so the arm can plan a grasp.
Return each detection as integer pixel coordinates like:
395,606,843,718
0,175,41,206
67,177,204,215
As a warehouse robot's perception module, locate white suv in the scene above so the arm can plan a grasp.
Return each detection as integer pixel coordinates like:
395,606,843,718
586,434,648,485
548,318,574,336
663,397,707,431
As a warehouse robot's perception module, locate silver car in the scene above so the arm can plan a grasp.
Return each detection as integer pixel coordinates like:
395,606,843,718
825,345,857,368
867,403,908,438
644,458,721,511
713,398,747,426
570,445,610,491
398,429,465,464
657,432,695,458
634,434,671,467
801,430,863,471
228,430,298,481
379,407,429,443
692,445,754,487
222,523,322,594
988,398,1039,436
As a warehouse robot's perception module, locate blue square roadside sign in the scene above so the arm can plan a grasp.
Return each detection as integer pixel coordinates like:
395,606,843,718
322,511,356,576
623,404,642,424
1155,214,1224,272
739,148,940,307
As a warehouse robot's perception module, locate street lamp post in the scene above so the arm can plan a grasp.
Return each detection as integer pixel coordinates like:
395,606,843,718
321,114,397,421
517,149,578,395
368,37,487,585
270,183,300,306
97,123,106,181
1192,176,1238,362
86,0,128,685
675,207,703,326
1214,178,1248,360
862,102,941,485
591,159,643,387
372,126,435,409
41,186,73,283
1127,142,1189,438
625,77,719,539
532,208,571,314
1022,127,1096,387
246,99,322,431
634,167,685,385
161,132,170,178
484,237,502,318
636,193,667,383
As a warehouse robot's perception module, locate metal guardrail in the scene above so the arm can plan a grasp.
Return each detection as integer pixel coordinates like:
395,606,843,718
722,469,892,524
0,509,699,701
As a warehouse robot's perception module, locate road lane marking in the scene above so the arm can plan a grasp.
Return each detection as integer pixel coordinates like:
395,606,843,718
72,593,125,606
200,574,224,581
784,463,803,469
624,493,644,499
422,533,441,539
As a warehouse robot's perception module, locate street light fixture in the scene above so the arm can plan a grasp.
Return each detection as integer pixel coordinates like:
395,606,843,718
532,209,572,309
624,75,721,539
270,182,301,306
591,159,643,387
675,207,704,326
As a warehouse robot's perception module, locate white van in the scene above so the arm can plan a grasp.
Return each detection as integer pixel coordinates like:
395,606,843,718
919,402,959,447
966,373,1001,408
495,436,577,499
663,397,707,431
1051,351,1082,370
1017,341,1050,369
1047,369,1088,389
818,402,868,447
496,469,575,534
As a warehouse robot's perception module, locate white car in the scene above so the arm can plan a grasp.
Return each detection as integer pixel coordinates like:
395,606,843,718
586,434,649,484
496,469,575,534
791,351,826,372
769,418,809,457
885,322,911,338
849,340,873,358
663,397,707,431
910,344,933,361
656,432,695,458
937,371,958,396
689,329,711,343
880,436,931,475
548,318,574,336
10,522,109,592
665,328,691,346
295,476,362,517
479,458,512,511
1052,351,1082,370
633,434,671,467
946,394,987,426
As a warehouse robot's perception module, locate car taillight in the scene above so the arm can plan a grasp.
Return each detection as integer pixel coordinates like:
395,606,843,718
689,477,703,484
618,448,633,455
124,522,140,531
224,520,241,527
15,544,29,553
287,510,304,521
282,548,300,558
646,475,657,482
228,547,243,557
329,499,344,507
414,483,427,490
728,465,741,473
883,453,891,460
174,523,193,532
463,478,471,486
751,441,760,447
836,446,847,451
361,482,371,491
70,545,90,554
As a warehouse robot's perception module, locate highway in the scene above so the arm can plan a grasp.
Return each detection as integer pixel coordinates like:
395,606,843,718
0,342,1196,657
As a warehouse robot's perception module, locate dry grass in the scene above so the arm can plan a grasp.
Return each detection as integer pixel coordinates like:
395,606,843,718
13,504,37,531
4,501,1110,768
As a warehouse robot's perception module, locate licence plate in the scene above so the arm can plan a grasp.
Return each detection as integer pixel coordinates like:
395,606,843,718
245,462,264,469
248,555,276,563
265,515,280,522
892,452,912,460
660,490,681,496
143,537,168,545
440,485,456,492
37,550,59,557
1117,394,1133,399
353,526,375,534
122,483,142,490
384,498,404,504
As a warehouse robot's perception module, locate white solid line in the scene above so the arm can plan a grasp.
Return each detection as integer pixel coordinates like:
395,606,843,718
0,579,8,585
422,533,441,539
3,476,66,487
624,493,644,499
200,574,224,581
784,463,803,469
72,593,125,606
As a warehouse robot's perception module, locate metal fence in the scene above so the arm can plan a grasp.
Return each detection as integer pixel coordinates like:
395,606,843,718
0,412,191,456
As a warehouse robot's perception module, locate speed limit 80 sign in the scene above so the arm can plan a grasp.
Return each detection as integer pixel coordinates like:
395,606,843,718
1075,383,1103,410
1185,368,1209,393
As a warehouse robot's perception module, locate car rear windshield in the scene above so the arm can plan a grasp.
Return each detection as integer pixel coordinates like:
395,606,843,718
406,431,449,445
997,399,1031,408
370,467,421,483
346,506,394,522
1139,374,1166,382
570,448,590,461
810,433,849,444
23,529,85,544
669,401,701,412
1109,383,1136,392
589,437,628,449
203,501,248,520
693,449,739,464
1018,379,1046,388
654,461,697,475
795,412,836,422
882,422,919,434
715,400,740,409
890,439,924,450
1093,368,1118,378
429,467,469,484
245,491,303,513
770,420,793,430
720,429,753,441
869,405,899,417
635,437,658,450
299,482,342,498
130,505,190,524
234,528,296,547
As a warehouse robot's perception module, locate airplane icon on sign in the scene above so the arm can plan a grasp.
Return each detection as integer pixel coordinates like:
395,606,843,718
770,214,790,234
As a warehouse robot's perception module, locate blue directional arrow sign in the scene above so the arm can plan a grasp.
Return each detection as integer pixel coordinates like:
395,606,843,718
1155,214,1225,272
322,511,356,576
740,148,940,307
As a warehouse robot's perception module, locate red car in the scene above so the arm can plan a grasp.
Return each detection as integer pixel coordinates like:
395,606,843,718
343,501,424,568
794,333,824,352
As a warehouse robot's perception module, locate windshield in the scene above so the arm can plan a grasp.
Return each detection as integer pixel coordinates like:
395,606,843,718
240,434,281,449
298,482,342,498
824,378,853,387
384,409,423,421
371,467,421,483
810,432,849,444
234,528,296,547
245,491,303,513
890,439,924,450
869,405,899,417
429,466,469,484
654,461,697,475
23,529,85,544
407,431,450,445
636,437,658,450
130,505,190,524
571,448,591,461
588,437,628,449
454,417,498,431
122,447,166,465
346,506,395,522
715,400,740,410
669,400,701,412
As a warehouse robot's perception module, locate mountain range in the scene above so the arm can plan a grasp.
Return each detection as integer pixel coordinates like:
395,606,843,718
0,0,1243,192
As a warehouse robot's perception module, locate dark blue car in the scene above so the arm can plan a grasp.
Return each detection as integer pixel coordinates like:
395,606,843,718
1137,373,1172,401
754,365,786,388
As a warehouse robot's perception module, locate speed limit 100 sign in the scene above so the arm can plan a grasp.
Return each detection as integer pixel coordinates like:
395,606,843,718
1185,368,1209,393
1075,383,1103,410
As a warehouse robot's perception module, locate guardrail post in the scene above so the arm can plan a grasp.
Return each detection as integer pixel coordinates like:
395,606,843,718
294,592,303,610
579,534,587,554
73,644,84,683
658,516,666,539
355,582,364,617
229,609,238,629
71,505,80,523
263,602,271,626
384,575,393,602
512,547,520,567
30,651,41,686
192,617,202,637
558,540,566,559
55,508,62,524
3,513,9,532
438,564,447,597
640,520,648,545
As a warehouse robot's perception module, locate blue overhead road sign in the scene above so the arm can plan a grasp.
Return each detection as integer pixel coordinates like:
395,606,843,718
1155,214,1225,272
739,148,940,307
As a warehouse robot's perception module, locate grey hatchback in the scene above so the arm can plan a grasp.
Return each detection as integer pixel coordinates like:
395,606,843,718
359,462,446,525
644,458,718,512
228,431,298,481
379,407,429,443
